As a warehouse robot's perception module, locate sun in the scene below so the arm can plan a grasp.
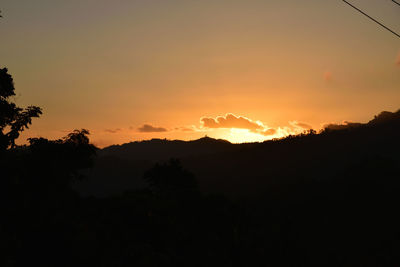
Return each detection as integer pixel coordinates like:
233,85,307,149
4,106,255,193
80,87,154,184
222,129,274,143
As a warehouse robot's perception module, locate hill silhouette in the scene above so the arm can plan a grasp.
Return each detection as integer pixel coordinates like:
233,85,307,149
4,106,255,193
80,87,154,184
100,136,238,160
75,109,400,198
75,136,243,196
65,109,400,266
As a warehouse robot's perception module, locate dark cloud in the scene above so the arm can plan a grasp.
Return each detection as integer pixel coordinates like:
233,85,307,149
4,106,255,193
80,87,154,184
138,124,167,133
105,128,122,134
200,113,264,131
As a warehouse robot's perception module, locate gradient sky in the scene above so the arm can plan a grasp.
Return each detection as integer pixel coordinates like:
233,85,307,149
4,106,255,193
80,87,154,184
1,0,399,147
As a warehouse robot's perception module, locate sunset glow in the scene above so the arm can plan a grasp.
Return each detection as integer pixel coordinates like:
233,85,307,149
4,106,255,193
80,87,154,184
1,0,398,147
226,129,276,143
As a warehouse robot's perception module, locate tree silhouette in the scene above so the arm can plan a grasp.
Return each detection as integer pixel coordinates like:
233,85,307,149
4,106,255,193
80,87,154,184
144,158,198,198
0,68,42,150
26,129,97,186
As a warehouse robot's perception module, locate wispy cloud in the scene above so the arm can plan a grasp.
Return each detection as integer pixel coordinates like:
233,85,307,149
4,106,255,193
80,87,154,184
105,128,122,134
259,128,277,136
174,126,200,132
289,121,313,130
138,124,168,133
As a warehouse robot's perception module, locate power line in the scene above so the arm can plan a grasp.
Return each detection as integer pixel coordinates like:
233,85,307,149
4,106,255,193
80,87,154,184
342,0,400,39
391,0,400,7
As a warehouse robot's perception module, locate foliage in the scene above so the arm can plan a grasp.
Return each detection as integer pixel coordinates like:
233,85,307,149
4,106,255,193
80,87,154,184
143,158,198,197
0,65,97,267
0,68,42,150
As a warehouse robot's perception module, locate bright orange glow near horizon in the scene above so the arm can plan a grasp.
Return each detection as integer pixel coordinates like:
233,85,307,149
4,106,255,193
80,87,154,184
1,0,399,147
224,129,278,144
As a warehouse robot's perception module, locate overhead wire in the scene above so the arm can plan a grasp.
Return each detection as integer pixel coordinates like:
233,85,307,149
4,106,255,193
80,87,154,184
391,0,400,7
342,0,400,39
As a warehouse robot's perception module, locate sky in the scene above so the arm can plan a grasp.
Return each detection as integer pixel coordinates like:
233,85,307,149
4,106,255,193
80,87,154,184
1,0,399,147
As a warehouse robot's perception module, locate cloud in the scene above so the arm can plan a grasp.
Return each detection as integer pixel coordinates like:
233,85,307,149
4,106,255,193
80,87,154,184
260,128,277,136
181,128,194,132
100,114,313,142
138,124,168,133
199,113,314,139
289,121,313,130
175,126,197,132
105,128,122,134
200,113,264,131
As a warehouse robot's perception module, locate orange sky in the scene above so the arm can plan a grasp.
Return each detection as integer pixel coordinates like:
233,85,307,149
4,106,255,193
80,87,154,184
1,0,399,147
